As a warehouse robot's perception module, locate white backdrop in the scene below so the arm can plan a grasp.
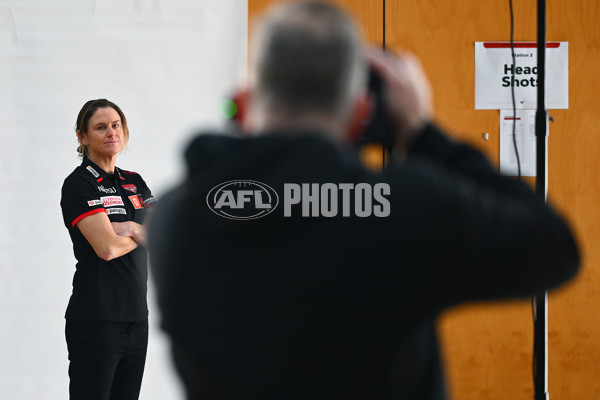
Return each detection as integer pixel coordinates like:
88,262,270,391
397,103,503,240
0,1,248,398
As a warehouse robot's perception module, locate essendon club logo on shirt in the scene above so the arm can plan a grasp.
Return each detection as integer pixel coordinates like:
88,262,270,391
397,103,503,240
122,184,137,193
129,195,143,210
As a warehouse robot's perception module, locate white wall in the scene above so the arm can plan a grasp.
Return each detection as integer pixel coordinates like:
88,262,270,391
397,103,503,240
0,1,247,398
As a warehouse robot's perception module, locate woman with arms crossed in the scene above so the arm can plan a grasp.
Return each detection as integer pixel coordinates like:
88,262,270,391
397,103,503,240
60,99,155,400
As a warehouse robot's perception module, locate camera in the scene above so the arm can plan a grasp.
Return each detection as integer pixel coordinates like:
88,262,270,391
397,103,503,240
357,66,395,150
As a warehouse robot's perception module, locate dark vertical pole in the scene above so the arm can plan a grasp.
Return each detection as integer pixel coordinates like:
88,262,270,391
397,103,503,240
382,0,386,50
534,0,549,399
382,0,387,168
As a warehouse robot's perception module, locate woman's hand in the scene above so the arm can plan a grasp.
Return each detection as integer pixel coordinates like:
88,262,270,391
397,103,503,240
111,221,147,246
77,213,139,261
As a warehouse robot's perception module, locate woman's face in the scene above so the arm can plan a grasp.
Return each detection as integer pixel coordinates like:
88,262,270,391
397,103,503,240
80,107,125,159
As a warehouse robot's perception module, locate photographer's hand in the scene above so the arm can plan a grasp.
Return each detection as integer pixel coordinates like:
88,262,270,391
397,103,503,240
367,49,433,149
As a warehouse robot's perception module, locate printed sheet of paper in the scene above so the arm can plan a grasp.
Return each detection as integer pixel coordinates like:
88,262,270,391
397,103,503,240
499,109,537,176
475,42,568,109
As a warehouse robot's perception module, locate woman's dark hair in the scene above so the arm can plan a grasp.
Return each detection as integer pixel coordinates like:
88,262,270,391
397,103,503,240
75,99,129,158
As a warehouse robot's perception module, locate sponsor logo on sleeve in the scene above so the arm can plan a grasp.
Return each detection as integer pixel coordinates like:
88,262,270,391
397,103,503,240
121,184,137,193
100,196,124,207
106,208,127,215
97,185,117,194
86,166,100,178
129,195,143,210
87,199,102,206
143,196,156,207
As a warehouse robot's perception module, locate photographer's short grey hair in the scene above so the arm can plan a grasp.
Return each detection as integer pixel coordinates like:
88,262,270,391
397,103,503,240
250,1,368,120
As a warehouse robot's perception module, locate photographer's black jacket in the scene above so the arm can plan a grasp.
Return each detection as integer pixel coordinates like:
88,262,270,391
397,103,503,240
149,124,579,400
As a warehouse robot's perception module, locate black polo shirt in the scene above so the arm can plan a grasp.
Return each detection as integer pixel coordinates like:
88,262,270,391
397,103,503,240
61,157,155,321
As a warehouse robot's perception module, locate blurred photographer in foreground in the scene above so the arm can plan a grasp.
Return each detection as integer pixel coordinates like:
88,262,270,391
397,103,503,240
148,2,579,399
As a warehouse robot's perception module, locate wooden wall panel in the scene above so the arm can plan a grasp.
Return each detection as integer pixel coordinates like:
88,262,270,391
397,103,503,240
386,2,536,399
544,1,600,398
249,1,600,399
386,1,600,399
249,0,383,44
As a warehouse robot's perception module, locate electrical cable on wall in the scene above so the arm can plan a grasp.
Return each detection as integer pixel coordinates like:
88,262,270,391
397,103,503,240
509,0,522,180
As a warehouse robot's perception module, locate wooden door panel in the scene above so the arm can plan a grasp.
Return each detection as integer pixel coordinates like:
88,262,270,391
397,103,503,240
248,2,599,399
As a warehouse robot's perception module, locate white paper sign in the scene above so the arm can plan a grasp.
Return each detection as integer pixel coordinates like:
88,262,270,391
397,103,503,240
499,109,538,177
475,42,568,109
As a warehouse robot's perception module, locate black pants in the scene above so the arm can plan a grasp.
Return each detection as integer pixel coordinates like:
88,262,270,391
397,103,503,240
65,319,148,400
